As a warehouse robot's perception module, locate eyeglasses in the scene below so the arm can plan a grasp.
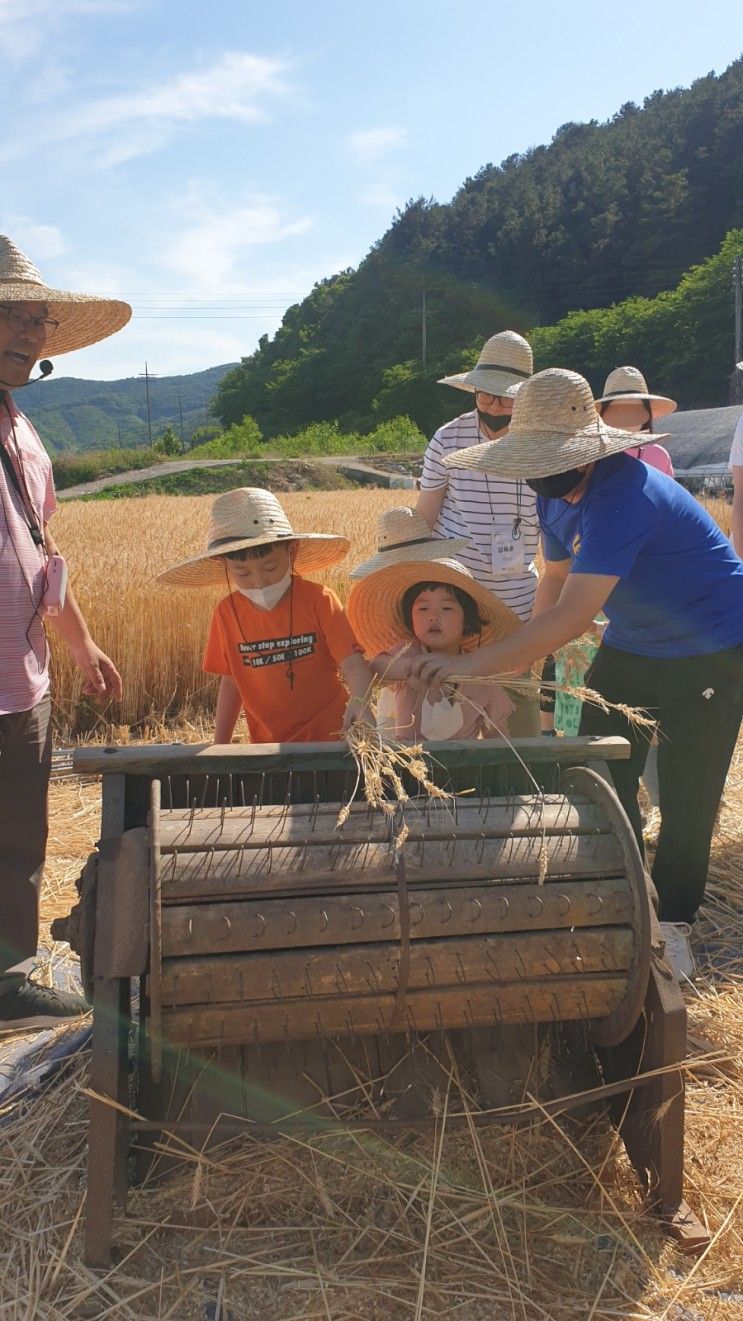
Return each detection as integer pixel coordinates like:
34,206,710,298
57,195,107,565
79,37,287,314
0,305,60,336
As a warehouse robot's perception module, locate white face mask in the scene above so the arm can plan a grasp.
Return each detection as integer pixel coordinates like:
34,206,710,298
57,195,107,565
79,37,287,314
238,569,292,611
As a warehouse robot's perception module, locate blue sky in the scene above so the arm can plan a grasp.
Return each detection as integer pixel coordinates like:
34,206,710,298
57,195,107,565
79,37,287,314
3,0,741,381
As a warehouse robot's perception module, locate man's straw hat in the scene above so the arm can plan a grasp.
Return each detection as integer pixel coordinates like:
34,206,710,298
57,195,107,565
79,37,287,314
0,235,131,356
445,368,670,480
348,557,520,657
438,330,533,397
595,365,677,418
157,488,350,587
350,506,468,580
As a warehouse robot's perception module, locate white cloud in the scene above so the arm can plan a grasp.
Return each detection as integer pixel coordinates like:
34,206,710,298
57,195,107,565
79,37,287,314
0,215,68,260
42,50,293,165
348,126,407,164
160,193,314,293
0,0,132,63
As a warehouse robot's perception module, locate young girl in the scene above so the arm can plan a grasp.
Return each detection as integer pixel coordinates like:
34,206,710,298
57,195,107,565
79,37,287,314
348,555,520,742
595,366,676,476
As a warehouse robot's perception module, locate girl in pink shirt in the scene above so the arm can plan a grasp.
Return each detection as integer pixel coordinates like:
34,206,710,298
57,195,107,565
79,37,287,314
596,366,676,476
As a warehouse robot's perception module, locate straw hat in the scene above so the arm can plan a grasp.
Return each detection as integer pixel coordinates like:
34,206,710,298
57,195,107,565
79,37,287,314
438,330,533,396
350,506,468,580
0,235,131,356
157,488,350,587
444,368,670,480
348,557,521,657
595,366,677,418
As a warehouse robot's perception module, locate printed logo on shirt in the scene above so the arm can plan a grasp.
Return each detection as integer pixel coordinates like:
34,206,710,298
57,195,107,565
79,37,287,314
238,632,317,668
571,533,582,557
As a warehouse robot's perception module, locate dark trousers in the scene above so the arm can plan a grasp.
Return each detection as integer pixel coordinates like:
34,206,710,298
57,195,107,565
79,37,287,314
0,694,51,986
579,642,743,924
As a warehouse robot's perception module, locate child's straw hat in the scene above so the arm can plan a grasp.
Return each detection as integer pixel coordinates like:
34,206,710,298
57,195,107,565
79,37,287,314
351,506,468,580
348,557,520,657
0,235,131,355
445,368,670,480
438,330,533,397
157,488,350,587
595,366,677,418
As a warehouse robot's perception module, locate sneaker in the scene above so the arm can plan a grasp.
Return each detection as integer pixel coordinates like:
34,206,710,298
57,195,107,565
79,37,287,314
0,979,89,1033
660,922,696,982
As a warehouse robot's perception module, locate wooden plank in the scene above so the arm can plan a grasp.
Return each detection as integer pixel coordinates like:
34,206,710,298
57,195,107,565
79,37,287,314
72,735,631,776
159,832,625,904
161,927,633,1006
157,799,609,849
161,877,633,957
161,975,627,1047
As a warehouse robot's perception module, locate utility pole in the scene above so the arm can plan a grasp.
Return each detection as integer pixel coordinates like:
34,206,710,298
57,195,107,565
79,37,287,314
421,289,428,372
137,362,158,448
730,258,743,405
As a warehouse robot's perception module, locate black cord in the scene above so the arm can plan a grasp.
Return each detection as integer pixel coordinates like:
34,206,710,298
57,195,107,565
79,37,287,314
224,565,296,688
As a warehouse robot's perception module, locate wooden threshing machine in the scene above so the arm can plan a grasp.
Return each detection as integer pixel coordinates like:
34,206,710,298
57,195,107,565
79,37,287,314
54,736,709,1265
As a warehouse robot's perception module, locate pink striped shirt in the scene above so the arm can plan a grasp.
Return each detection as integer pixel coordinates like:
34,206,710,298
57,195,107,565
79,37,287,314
0,395,56,714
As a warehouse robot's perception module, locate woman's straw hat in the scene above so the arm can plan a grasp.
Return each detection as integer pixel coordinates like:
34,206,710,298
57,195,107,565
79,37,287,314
348,557,521,657
595,366,677,418
0,235,131,356
350,506,468,580
438,330,533,397
157,487,350,587
445,368,670,480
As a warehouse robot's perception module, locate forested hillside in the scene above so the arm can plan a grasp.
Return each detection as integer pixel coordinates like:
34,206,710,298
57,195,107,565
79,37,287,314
22,363,236,453
214,58,743,438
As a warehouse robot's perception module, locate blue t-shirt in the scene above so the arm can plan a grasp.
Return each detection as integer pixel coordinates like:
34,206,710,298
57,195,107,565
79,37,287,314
539,454,743,658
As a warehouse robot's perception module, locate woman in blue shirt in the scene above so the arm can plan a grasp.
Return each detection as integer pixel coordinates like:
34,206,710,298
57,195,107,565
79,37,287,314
408,369,743,974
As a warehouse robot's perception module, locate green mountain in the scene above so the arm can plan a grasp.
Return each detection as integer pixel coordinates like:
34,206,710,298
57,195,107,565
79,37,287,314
21,363,237,453
214,57,743,437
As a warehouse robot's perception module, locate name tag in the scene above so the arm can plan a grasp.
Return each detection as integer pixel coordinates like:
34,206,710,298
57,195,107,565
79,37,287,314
491,530,525,575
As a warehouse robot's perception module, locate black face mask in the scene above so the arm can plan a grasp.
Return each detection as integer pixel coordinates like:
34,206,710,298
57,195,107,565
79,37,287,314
476,408,511,434
526,468,584,499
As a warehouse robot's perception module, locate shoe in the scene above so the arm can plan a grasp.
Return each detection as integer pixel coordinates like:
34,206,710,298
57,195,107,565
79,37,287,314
660,922,696,981
0,978,89,1032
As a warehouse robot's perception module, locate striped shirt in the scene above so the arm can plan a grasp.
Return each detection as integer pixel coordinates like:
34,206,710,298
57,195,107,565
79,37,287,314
420,410,539,621
0,395,55,714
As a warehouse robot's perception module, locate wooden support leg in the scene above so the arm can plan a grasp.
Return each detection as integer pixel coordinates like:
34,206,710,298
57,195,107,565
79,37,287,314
598,942,710,1255
85,976,131,1266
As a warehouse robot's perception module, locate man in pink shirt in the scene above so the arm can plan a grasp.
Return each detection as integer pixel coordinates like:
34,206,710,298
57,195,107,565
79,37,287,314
0,235,130,1030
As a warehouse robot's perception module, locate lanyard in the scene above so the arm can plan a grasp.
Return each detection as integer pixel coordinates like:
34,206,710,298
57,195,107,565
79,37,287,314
0,397,45,547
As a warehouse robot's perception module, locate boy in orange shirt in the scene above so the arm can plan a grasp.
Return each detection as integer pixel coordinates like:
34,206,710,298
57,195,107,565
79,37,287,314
158,488,372,743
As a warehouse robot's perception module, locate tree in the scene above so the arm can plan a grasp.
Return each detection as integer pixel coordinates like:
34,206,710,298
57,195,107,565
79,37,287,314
154,425,183,456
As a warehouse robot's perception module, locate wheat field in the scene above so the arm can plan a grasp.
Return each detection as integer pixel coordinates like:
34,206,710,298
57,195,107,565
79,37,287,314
49,489,733,738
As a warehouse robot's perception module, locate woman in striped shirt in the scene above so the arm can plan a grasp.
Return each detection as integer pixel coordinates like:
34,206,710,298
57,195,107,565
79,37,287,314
416,330,541,734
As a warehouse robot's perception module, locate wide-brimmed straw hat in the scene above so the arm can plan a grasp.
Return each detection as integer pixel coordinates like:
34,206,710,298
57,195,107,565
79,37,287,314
438,330,533,397
157,488,350,587
348,557,520,657
444,368,670,480
595,366,677,418
0,235,131,356
350,506,468,579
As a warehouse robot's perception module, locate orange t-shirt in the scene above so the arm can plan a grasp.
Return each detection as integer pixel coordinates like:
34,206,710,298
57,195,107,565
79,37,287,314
203,576,361,742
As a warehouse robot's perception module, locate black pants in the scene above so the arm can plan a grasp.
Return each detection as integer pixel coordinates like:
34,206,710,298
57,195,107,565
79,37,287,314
0,694,51,987
579,642,743,924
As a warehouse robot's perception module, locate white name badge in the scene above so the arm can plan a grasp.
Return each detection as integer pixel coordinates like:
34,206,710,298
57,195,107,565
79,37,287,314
491,529,525,575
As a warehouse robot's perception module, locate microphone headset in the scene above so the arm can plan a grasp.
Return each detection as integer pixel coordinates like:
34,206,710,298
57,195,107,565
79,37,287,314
32,359,54,382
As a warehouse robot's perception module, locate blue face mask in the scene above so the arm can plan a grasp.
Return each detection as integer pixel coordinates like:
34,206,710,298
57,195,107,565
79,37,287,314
526,468,583,499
